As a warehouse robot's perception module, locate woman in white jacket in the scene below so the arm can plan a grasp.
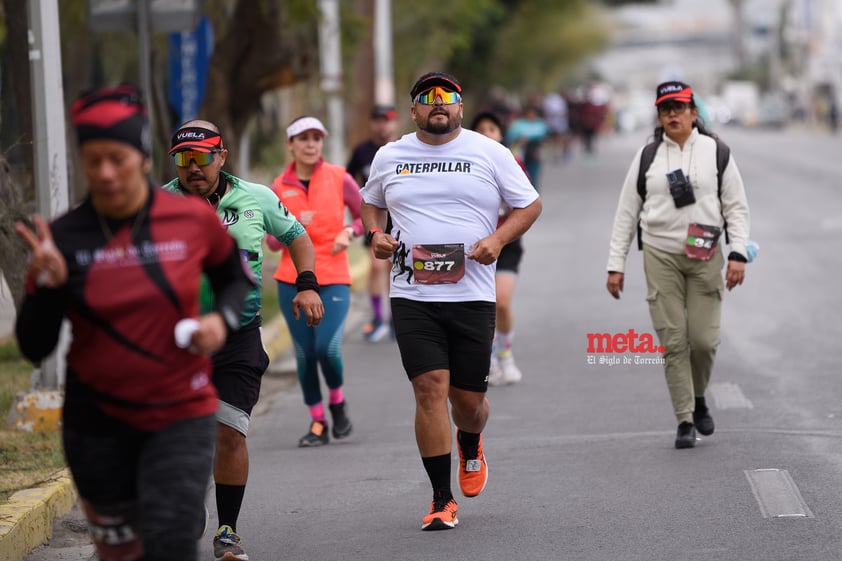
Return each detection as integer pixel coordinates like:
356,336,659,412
606,81,750,449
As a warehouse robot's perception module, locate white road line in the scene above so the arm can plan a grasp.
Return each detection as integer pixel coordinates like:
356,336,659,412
709,381,754,410
745,469,814,518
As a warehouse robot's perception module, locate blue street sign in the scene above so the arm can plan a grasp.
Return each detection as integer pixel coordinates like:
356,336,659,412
168,16,213,125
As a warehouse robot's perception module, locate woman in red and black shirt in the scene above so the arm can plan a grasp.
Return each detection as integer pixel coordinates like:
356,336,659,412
15,84,253,561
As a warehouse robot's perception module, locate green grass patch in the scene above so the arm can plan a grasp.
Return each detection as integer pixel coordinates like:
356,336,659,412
0,341,30,423
0,430,65,503
0,340,67,503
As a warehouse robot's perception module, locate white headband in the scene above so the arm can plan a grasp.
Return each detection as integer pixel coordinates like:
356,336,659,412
286,117,328,140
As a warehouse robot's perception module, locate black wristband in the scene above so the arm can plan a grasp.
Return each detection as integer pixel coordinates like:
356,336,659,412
365,228,383,244
295,270,320,293
728,251,747,263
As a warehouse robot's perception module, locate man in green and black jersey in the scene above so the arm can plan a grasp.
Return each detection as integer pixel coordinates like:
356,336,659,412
164,120,323,561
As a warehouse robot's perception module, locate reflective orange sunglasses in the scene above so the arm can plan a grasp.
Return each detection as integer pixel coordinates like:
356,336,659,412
172,150,218,167
414,86,461,105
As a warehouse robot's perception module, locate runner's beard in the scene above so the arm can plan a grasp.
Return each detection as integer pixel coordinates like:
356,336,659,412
420,112,460,134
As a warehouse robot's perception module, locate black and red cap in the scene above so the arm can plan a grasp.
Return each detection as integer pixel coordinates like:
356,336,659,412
371,105,397,120
169,127,223,154
655,81,694,106
71,83,150,156
410,72,462,100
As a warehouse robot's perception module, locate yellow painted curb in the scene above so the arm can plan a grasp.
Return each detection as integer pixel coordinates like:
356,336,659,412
0,469,77,561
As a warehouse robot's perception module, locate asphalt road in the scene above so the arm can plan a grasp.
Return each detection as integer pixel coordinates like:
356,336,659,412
27,124,842,561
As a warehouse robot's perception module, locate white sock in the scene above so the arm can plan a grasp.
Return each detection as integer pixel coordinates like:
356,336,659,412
496,331,514,356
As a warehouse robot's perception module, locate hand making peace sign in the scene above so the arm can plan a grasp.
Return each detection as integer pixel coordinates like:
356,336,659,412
15,214,68,288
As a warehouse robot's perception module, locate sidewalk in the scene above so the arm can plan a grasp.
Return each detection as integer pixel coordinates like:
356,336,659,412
0,256,371,561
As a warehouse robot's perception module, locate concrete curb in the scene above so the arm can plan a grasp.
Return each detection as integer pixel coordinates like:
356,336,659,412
0,470,77,561
0,250,371,561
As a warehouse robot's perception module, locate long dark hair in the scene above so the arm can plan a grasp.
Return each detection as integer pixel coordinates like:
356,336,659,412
651,98,718,143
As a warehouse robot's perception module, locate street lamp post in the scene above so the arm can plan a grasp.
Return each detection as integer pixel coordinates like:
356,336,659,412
317,0,346,164
374,0,394,107
28,0,70,391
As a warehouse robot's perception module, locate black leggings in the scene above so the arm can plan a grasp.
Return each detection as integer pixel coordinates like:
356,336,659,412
63,414,215,561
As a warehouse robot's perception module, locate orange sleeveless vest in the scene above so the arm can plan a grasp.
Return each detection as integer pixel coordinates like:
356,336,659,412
272,161,351,286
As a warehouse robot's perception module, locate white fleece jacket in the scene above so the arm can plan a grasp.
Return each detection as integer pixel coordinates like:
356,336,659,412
607,128,750,273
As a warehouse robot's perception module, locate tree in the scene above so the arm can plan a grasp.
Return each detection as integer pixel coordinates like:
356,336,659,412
0,157,30,312
199,0,319,169
0,0,36,311
1,0,34,198
387,0,610,106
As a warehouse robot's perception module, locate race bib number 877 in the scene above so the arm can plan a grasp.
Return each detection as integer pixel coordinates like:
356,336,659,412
412,243,465,284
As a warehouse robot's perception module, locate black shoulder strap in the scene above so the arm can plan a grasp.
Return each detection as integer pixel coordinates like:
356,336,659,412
636,140,660,250
636,136,732,250
715,139,731,243
637,141,659,201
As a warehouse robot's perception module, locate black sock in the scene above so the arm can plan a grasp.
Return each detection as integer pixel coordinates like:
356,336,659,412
695,396,708,414
457,430,480,459
421,454,452,500
216,483,246,532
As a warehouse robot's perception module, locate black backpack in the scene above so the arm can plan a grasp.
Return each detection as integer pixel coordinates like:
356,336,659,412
635,136,731,250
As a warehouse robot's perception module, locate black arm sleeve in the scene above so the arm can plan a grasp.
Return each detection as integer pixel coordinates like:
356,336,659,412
15,287,66,364
205,243,257,332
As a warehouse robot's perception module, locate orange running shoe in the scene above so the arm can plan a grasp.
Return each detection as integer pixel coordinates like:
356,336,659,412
421,496,459,531
457,430,488,497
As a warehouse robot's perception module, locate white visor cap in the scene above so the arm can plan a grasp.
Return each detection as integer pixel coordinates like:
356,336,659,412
286,116,328,140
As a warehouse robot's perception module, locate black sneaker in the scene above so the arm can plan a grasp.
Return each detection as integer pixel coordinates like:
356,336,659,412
693,397,715,436
675,422,696,449
212,525,248,560
329,401,353,439
298,420,329,447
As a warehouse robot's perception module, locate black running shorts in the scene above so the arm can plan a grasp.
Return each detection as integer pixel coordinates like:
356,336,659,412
211,318,269,417
390,298,495,392
495,237,523,274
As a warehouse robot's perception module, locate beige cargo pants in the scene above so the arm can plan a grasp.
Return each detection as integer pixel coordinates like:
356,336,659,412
643,244,724,424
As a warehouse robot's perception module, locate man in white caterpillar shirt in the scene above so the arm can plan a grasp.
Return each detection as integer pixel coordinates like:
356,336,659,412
360,71,542,532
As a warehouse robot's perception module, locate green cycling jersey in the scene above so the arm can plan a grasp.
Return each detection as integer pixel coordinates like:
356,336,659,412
163,171,305,327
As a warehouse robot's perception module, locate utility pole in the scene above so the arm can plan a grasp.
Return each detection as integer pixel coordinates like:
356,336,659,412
729,0,749,69
317,0,346,164
28,0,69,390
13,0,70,432
373,0,394,107
137,0,154,157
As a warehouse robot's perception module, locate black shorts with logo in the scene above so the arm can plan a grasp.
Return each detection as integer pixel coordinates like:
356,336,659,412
390,298,495,393
211,317,269,416
495,237,523,274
